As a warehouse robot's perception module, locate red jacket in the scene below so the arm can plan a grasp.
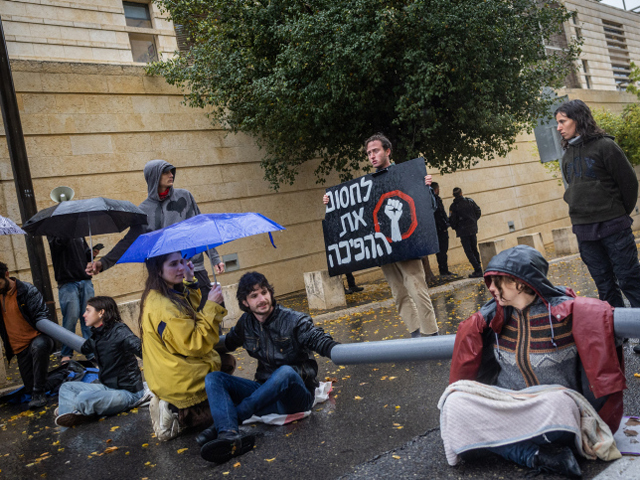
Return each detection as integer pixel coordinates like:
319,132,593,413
450,295,625,433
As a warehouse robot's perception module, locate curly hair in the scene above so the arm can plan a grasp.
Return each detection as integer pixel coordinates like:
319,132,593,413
236,272,276,313
554,99,606,147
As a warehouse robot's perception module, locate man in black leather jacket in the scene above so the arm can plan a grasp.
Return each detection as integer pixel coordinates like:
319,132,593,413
198,271,339,464
0,262,54,408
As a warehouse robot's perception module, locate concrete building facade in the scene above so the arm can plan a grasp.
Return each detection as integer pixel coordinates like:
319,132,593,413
1,0,639,311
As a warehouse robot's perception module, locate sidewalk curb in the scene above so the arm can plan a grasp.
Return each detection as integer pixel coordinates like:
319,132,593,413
592,455,640,479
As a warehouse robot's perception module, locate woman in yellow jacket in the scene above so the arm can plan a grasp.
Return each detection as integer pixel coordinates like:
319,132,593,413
138,251,227,441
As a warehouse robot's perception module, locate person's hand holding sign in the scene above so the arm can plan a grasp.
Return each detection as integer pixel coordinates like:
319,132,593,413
385,198,403,242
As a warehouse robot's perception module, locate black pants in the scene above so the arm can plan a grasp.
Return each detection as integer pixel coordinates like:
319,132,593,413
578,227,640,308
194,270,213,311
460,234,481,272
16,334,54,395
436,230,450,274
345,273,358,289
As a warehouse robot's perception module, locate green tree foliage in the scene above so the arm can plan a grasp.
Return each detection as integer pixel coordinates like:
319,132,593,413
593,105,640,166
149,0,579,189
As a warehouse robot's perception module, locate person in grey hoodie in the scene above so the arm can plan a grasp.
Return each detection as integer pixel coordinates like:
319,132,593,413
86,160,224,304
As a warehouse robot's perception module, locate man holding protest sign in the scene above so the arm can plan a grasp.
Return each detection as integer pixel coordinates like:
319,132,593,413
323,133,438,338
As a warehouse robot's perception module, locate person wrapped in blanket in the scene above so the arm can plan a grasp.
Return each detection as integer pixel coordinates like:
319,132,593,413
440,245,625,478
55,296,145,427
138,252,233,441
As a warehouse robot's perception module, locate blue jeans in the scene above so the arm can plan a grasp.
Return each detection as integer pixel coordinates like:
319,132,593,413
58,382,144,416
487,430,575,467
205,366,315,433
578,227,640,308
58,280,94,358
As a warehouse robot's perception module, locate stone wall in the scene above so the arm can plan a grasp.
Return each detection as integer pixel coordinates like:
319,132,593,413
1,61,640,312
0,60,341,308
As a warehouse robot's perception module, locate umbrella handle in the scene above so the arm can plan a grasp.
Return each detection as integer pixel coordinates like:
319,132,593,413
88,216,94,264
207,246,218,285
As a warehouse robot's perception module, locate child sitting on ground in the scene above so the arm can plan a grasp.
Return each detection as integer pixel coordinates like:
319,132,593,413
55,296,145,427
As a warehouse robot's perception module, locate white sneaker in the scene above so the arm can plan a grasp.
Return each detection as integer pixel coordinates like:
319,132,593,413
148,394,182,441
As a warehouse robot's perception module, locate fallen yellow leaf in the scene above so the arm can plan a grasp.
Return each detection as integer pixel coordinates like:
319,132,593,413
392,455,401,459
110,426,119,432
142,443,149,448
177,448,188,454
233,461,241,468
104,447,118,454
265,458,276,462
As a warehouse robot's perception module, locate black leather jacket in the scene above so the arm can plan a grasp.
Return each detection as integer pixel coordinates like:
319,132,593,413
81,322,143,393
0,279,50,360
225,304,338,391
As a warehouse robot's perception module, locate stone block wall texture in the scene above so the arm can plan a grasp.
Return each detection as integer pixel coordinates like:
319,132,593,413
2,62,640,311
1,0,177,64
562,0,640,91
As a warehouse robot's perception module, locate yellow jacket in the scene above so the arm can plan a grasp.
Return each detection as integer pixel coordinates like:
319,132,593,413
140,281,227,408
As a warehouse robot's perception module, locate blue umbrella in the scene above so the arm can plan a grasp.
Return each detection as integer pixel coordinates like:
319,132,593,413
0,215,26,235
117,213,285,281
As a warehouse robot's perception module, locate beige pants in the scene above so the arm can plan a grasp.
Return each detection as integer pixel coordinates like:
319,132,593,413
381,259,438,335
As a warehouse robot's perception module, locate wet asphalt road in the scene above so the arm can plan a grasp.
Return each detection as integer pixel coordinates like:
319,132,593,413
1,254,640,480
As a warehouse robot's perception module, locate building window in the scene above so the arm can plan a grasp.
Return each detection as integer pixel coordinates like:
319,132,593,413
129,33,157,63
123,1,158,63
602,19,631,90
581,60,591,89
123,1,153,28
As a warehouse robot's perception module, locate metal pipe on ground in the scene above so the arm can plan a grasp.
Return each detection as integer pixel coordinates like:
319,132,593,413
35,319,85,353
330,308,640,365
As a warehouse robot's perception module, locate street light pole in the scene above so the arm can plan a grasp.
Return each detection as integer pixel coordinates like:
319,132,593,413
0,17,57,322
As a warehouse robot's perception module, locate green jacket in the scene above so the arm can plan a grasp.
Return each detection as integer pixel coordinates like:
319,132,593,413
561,134,638,225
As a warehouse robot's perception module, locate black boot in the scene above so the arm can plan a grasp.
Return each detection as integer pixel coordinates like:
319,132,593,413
195,426,218,446
201,431,256,464
533,445,582,478
345,273,364,294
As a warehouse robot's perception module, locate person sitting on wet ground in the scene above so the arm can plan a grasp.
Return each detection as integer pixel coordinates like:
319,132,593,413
55,296,145,427
138,252,233,441
198,271,339,464
440,245,625,478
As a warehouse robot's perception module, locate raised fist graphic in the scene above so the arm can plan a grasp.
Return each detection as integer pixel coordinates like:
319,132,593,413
384,198,403,242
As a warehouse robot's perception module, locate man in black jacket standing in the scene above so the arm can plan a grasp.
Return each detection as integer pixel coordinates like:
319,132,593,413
555,99,640,353
0,262,54,408
48,236,95,362
449,187,483,278
198,271,339,464
431,182,453,276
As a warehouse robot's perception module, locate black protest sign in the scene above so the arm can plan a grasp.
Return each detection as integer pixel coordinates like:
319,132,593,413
322,157,439,276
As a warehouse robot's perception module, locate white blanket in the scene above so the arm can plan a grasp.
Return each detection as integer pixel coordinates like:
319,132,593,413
242,381,333,426
438,380,620,466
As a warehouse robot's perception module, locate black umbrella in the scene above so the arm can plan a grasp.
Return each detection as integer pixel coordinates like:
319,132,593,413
23,197,148,262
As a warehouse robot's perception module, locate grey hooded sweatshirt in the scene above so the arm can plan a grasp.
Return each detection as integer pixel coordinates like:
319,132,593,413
99,160,220,272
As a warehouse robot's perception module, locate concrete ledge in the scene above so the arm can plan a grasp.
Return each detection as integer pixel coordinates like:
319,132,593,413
304,270,347,311
517,233,546,256
221,283,241,329
552,227,579,255
478,238,506,271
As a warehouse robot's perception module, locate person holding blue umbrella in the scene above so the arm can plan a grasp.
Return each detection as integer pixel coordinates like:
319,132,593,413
87,160,225,308
137,250,228,441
